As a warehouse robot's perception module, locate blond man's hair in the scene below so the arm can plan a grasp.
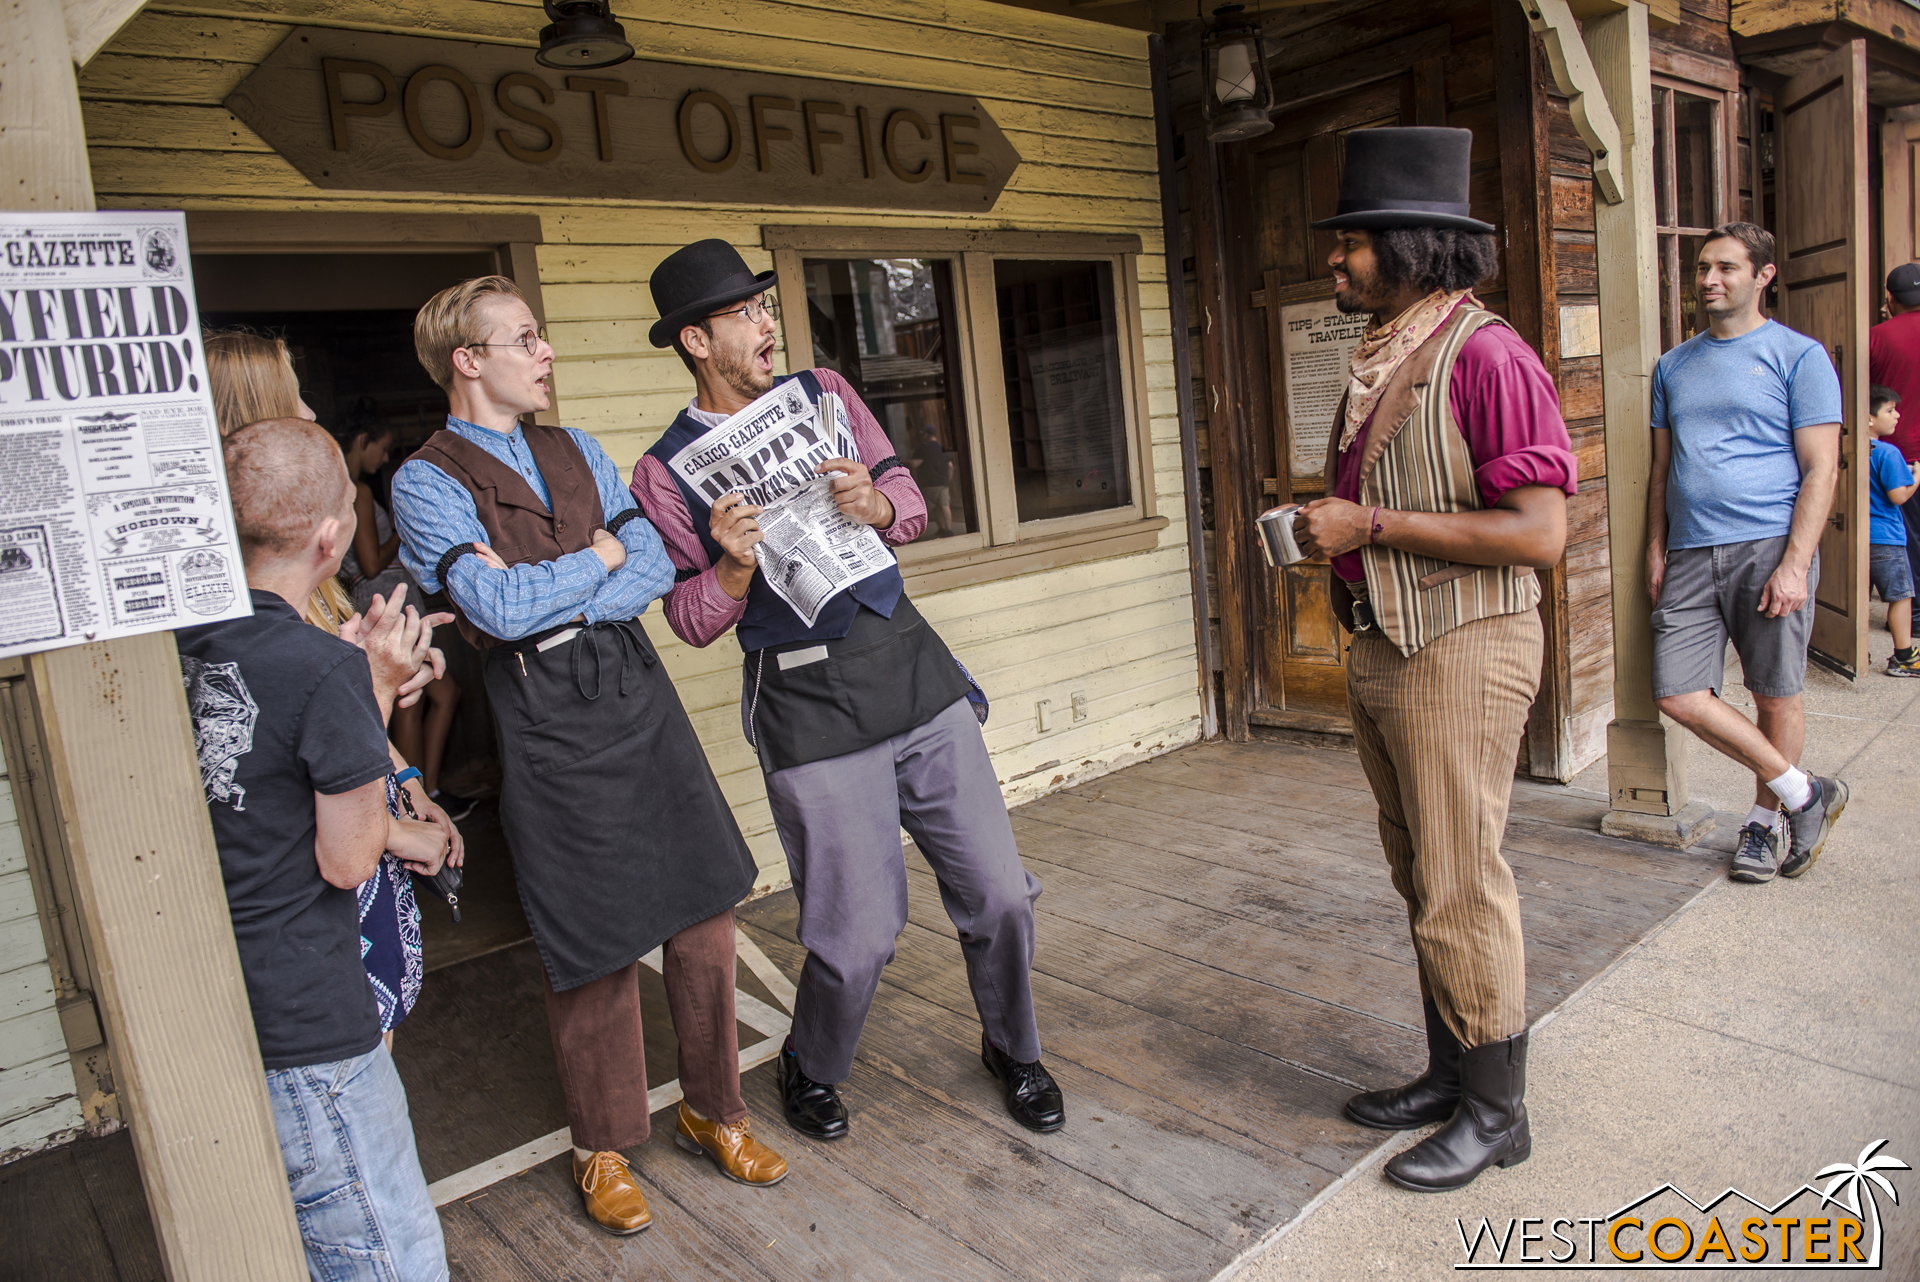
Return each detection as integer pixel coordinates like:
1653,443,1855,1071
204,329,302,438
223,419,352,569
415,275,525,392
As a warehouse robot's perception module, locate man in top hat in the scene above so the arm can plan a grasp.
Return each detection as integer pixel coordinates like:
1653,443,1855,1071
1870,262,1920,594
1287,128,1578,1192
627,239,1065,1143
389,275,788,1237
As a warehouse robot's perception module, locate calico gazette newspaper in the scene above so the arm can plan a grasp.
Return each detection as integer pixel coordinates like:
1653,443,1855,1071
664,381,895,627
0,211,250,657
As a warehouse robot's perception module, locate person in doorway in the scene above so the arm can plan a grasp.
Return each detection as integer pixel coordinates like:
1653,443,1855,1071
628,239,1064,1144
1286,128,1576,1193
1868,263,1920,594
912,424,956,537
333,418,471,819
389,276,786,1237
1866,387,1919,675
179,418,449,1282
1644,223,1847,884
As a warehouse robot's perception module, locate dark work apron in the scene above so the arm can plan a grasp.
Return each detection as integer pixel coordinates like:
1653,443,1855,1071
743,595,973,774
485,616,756,991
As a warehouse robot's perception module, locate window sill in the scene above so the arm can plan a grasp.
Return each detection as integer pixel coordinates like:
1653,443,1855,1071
899,515,1171,597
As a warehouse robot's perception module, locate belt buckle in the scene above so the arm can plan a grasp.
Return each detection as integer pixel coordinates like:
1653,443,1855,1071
1349,598,1379,637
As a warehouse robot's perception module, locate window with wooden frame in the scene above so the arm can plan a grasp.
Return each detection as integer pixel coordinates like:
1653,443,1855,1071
1651,77,1739,352
765,228,1166,595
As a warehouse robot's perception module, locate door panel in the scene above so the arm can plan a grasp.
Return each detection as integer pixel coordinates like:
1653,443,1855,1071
1775,40,1869,678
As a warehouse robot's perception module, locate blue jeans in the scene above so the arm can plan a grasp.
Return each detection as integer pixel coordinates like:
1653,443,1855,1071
266,1043,446,1282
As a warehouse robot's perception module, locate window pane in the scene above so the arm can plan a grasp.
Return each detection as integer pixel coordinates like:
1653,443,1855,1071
995,259,1131,523
1661,232,1711,351
1673,91,1718,231
802,257,974,542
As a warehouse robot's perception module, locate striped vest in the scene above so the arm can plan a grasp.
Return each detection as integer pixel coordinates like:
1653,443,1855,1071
1329,305,1540,657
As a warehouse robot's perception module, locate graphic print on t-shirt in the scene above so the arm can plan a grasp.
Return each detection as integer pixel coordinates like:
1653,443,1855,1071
181,655,257,811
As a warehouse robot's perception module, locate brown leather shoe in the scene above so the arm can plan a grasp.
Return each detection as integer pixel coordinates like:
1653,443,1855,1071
572,1150,652,1235
673,1103,790,1187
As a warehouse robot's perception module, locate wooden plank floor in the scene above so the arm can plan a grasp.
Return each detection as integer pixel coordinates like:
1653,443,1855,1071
1,738,1734,1282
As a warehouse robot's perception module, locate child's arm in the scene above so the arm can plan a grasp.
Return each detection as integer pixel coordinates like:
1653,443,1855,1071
314,778,389,889
1889,480,1918,505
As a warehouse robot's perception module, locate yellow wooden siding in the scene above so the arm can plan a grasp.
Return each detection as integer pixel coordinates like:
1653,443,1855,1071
0,744,84,1159
85,0,1201,887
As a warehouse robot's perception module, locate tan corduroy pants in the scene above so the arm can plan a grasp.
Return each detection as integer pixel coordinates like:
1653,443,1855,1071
1345,609,1541,1048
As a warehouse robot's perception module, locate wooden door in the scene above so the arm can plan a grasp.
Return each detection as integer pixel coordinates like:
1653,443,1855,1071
1882,114,1920,282
1226,78,1412,731
1775,40,1870,678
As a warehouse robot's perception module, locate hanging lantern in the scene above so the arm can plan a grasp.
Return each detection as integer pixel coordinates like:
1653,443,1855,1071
536,0,634,70
1202,5,1273,144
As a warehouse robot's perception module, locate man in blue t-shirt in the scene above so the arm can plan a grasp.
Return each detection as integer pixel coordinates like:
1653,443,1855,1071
1866,386,1919,675
1645,223,1849,886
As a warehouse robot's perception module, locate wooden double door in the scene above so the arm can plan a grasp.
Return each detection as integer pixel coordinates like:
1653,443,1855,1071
1215,75,1420,731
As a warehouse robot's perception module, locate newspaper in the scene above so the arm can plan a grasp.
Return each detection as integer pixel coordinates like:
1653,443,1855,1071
0,211,250,657
664,380,894,626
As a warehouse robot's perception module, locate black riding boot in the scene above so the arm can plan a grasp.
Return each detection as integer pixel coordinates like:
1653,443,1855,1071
1384,1028,1530,1192
1344,999,1462,1129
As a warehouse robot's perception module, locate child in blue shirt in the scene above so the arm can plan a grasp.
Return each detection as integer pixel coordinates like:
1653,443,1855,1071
1869,386,1919,675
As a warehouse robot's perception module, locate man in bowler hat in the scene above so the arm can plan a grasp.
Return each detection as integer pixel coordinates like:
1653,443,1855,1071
1287,129,1578,1191
628,240,1066,1143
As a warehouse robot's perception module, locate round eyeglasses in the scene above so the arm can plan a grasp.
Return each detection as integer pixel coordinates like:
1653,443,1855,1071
465,326,548,356
707,295,780,325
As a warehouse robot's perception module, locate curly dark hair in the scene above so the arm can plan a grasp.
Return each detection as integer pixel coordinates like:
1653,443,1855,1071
1370,227,1500,295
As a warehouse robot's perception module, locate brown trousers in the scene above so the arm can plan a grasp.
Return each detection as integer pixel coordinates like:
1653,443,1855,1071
1345,610,1541,1049
541,908,744,1152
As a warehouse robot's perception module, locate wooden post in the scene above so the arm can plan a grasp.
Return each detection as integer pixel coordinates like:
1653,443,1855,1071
2,0,307,1275
1582,1,1712,845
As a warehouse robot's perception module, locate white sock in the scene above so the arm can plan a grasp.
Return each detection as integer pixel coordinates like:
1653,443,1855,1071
1767,767,1813,811
573,1145,595,1162
1744,804,1778,829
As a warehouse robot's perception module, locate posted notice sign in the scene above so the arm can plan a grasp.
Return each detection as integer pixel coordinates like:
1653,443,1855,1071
0,210,249,657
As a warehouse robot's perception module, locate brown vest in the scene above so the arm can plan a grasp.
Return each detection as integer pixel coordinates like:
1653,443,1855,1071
410,423,606,648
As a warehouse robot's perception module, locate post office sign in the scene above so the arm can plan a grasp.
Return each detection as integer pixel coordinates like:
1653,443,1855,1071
225,28,1022,211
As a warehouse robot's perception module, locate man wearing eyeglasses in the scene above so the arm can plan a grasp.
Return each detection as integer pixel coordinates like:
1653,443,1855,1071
629,240,1065,1147
389,275,788,1239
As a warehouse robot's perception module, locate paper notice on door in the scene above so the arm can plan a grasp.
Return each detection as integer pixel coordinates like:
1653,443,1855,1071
0,210,251,657
1279,296,1368,478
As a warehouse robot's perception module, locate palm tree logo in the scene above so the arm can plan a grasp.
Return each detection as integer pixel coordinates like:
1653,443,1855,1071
1816,1139,1910,1267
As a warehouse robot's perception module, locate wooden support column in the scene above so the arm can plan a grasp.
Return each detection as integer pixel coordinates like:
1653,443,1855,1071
3,0,307,1275
1581,1,1712,844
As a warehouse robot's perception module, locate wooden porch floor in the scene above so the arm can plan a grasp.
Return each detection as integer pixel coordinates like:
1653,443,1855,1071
1,738,1734,1281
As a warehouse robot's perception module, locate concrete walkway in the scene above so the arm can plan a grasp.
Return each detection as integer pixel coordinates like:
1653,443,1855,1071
1227,611,1920,1280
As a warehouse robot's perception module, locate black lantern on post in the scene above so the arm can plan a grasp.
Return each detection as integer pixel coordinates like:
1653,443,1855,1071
536,0,634,70
1201,5,1273,143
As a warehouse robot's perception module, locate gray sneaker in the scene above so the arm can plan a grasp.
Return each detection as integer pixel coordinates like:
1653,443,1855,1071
1780,776,1849,878
1729,819,1780,883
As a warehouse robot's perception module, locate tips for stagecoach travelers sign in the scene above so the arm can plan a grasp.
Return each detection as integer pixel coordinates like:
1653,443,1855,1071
0,211,250,657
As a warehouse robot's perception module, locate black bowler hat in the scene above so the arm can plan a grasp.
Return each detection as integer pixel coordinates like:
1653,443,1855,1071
648,239,778,348
1889,262,1920,307
1310,128,1495,234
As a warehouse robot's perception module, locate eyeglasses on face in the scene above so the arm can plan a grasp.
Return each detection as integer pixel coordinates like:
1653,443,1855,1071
465,325,549,357
706,295,780,325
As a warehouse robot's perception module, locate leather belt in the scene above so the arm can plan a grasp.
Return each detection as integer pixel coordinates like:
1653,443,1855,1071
1344,579,1381,637
536,626,581,653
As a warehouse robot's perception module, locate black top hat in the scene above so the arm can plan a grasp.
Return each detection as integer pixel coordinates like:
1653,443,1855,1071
1310,128,1495,234
648,239,778,348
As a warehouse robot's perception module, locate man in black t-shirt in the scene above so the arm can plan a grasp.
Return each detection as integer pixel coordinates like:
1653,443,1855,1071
177,419,447,1281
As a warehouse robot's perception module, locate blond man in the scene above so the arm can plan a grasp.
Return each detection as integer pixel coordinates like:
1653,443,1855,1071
389,277,785,1236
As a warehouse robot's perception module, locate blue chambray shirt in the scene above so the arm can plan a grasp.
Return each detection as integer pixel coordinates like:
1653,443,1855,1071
390,415,674,642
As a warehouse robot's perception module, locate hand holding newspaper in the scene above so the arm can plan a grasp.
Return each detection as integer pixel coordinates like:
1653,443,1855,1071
665,381,896,626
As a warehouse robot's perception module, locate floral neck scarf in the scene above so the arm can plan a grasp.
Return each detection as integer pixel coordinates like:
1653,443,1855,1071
1338,288,1478,455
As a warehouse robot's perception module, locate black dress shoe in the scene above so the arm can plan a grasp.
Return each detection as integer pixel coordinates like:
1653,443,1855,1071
1384,1029,1531,1193
1345,998,1463,1130
777,1042,849,1141
981,1036,1065,1133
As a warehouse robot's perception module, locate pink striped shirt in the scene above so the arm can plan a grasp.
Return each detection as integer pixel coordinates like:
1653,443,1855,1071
628,368,928,649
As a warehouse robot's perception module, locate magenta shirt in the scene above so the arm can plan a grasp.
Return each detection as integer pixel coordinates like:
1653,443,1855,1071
628,367,928,648
1329,324,1578,581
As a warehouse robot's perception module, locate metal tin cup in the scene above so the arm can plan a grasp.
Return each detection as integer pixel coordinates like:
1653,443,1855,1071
1256,504,1307,567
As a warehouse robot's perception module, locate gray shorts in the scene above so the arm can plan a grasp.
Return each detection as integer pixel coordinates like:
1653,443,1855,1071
1651,534,1818,699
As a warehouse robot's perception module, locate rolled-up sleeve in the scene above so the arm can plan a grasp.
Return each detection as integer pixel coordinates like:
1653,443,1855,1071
814,368,926,545
629,453,750,648
1447,326,1580,509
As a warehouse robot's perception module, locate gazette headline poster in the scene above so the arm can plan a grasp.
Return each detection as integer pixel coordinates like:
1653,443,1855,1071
0,211,250,657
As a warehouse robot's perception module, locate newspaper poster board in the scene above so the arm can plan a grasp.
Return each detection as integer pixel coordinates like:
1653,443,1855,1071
1021,327,1128,501
1278,294,1368,478
0,211,250,656
665,381,894,626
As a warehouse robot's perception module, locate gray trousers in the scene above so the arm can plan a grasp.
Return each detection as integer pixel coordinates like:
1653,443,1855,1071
763,697,1043,1083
